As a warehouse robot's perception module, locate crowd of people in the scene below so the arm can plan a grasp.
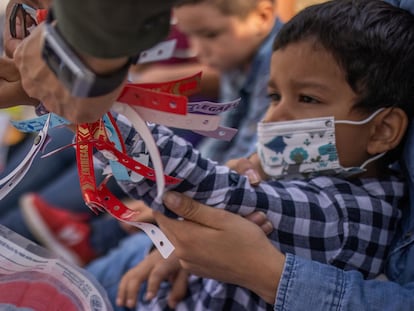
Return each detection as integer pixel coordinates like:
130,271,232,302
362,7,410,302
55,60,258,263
0,0,414,310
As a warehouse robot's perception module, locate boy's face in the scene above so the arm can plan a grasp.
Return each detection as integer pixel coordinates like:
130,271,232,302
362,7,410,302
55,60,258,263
263,40,373,168
174,3,267,72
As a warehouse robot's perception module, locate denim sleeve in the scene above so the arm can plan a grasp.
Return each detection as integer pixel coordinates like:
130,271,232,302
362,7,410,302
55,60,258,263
275,254,414,311
385,0,414,14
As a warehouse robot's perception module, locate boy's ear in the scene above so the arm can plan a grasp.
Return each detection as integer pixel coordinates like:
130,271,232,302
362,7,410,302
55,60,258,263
367,107,408,155
254,0,276,30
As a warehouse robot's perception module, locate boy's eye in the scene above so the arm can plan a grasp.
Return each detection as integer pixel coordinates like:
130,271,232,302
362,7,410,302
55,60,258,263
267,93,281,102
203,31,219,39
299,95,320,104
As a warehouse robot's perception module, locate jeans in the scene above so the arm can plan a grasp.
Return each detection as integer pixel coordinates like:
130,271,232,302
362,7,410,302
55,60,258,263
86,233,153,310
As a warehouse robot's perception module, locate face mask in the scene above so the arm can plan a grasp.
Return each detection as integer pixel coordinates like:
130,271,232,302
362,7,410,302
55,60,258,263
257,109,385,180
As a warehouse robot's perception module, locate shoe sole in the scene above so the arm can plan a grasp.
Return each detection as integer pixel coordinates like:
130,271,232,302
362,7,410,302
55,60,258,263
20,195,83,266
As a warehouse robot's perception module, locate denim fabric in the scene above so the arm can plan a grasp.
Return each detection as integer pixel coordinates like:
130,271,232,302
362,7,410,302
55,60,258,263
386,0,414,14
86,233,153,311
275,254,414,311
386,121,414,284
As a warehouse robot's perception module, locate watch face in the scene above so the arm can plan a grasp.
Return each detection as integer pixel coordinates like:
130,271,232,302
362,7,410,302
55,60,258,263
42,23,95,97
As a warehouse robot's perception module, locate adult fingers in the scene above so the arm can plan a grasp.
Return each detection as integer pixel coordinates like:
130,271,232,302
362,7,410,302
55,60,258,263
161,191,228,228
0,57,20,81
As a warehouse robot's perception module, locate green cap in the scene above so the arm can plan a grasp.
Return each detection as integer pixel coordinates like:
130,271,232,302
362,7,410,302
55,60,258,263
54,0,173,58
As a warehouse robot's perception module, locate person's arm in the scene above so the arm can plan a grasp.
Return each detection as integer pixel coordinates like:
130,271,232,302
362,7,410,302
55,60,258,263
13,25,126,123
155,191,414,310
12,0,174,123
276,254,414,311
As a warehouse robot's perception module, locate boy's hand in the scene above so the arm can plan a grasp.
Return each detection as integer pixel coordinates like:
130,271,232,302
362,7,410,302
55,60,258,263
226,153,267,185
118,199,156,234
116,249,188,309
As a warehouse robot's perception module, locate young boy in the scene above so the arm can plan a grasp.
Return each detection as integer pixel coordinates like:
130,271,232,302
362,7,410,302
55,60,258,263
93,0,414,310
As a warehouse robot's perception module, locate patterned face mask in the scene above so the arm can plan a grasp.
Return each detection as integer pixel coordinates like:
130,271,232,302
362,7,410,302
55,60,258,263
257,109,385,180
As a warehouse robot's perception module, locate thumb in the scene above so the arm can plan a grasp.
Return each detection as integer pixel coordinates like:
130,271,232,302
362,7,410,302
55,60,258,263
162,191,223,228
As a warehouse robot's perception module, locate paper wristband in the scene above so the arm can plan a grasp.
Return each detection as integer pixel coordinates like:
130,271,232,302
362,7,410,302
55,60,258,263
76,121,176,258
97,183,174,258
135,72,202,97
112,102,173,200
193,126,238,141
11,113,69,132
0,115,51,199
102,114,130,181
126,104,221,131
136,39,177,64
187,99,240,115
118,84,188,115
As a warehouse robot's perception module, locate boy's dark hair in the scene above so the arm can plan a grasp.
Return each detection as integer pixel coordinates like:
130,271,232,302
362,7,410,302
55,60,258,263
174,0,274,18
273,0,414,164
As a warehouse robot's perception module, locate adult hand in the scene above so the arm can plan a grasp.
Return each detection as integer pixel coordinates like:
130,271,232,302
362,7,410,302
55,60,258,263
116,249,188,309
0,57,39,107
155,191,285,304
4,0,51,57
0,1,48,108
13,23,128,124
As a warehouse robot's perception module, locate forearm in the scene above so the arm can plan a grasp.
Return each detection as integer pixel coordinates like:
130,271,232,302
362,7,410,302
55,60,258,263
275,254,414,311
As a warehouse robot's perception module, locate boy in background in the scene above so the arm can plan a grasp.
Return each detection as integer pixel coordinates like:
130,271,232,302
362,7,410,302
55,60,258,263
176,0,283,163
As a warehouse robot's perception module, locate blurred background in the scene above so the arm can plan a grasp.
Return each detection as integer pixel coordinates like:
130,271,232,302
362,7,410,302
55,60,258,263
0,0,328,56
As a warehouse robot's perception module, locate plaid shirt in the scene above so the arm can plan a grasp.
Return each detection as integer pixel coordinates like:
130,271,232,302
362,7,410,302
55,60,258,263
96,120,405,311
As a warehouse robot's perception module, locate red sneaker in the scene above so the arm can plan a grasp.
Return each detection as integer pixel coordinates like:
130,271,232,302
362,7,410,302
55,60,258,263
20,193,97,266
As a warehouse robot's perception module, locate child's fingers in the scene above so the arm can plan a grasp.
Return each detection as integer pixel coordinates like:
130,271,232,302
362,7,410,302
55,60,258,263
116,273,139,308
167,269,189,309
145,254,181,300
244,211,273,235
116,266,147,308
144,264,167,301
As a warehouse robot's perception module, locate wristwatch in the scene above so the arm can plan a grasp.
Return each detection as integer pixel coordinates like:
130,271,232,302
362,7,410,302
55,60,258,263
41,9,131,98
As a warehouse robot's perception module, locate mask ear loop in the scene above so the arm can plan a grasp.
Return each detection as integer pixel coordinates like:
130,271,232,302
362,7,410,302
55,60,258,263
336,108,387,169
335,108,385,125
359,152,386,169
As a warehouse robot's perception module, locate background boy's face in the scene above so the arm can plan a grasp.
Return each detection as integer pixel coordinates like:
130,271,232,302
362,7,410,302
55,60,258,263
174,3,266,72
263,40,373,167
